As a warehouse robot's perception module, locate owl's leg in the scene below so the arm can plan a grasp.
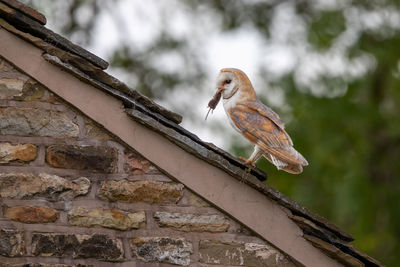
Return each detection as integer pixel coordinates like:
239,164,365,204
239,145,263,167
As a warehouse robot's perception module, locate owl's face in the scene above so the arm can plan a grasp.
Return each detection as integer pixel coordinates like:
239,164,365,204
216,71,239,99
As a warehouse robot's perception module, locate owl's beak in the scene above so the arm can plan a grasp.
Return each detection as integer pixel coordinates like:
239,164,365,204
217,87,225,94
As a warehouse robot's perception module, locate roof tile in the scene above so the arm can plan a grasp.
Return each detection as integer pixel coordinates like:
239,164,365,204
0,1,108,69
0,0,46,25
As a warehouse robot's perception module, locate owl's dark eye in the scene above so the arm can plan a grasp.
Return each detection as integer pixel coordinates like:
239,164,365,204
225,79,231,84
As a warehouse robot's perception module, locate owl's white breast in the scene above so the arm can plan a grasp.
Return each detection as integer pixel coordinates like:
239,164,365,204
222,91,243,133
222,89,242,111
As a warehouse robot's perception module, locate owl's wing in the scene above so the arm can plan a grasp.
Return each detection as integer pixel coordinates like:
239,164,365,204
246,100,286,130
228,102,307,165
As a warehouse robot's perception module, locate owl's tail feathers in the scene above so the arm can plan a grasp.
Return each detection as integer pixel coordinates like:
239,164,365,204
263,148,308,174
289,147,308,166
257,141,308,166
281,162,303,174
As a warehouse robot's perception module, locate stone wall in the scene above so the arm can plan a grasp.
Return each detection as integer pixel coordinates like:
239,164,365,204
0,56,296,266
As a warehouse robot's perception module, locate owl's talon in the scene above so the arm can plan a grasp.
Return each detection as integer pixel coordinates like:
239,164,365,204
238,156,247,163
239,157,255,167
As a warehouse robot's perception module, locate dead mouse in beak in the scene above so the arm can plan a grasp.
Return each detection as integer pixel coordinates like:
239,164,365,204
205,88,223,120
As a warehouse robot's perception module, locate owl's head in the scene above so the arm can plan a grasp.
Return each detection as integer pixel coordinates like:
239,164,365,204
216,68,256,101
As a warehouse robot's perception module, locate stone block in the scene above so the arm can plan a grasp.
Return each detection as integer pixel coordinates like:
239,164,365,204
0,142,37,163
98,180,184,204
0,230,24,257
199,240,295,267
31,233,124,261
0,78,24,98
187,193,210,207
0,107,79,138
46,145,117,173
0,58,28,80
0,59,46,102
0,173,90,201
14,80,45,101
154,212,229,232
0,79,45,101
5,206,58,223
130,237,192,266
124,151,157,174
68,207,145,230
83,119,111,140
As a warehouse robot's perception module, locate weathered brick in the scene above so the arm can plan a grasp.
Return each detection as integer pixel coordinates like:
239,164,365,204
130,237,192,266
0,229,25,257
0,107,79,138
0,142,37,163
46,145,117,173
0,173,90,201
31,233,124,261
5,206,58,223
154,212,229,232
199,240,295,267
98,180,184,204
68,207,145,230
124,151,157,174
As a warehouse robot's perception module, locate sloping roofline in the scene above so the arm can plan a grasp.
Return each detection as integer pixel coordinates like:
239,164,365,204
0,1,384,266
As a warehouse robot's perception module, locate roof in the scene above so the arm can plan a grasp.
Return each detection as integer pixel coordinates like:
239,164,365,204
0,1,384,266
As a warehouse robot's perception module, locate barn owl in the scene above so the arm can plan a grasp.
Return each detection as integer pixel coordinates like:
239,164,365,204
215,68,308,174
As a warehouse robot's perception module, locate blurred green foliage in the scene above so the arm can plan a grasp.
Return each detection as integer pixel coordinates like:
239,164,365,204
24,0,400,265
309,10,346,49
